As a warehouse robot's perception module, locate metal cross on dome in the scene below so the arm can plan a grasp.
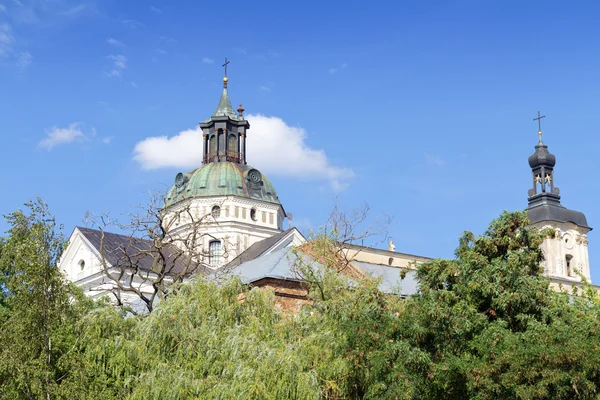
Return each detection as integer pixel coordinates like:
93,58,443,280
222,57,230,77
533,111,545,132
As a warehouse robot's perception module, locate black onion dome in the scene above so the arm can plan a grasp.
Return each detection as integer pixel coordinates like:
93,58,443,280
528,142,556,169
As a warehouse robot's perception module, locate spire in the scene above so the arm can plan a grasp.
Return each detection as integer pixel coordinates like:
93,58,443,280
211,58,240,120
212,81,239,120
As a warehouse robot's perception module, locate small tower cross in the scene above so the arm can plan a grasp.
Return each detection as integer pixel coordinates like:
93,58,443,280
533,111,546,143
222,57,230,77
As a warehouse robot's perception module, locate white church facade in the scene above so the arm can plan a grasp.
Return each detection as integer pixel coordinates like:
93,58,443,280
58,73,594,310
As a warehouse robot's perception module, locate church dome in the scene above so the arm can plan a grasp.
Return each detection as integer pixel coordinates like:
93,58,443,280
528,142,556,169
165,162,281,207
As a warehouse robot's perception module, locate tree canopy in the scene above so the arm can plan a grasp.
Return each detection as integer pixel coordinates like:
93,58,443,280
1,203,600,399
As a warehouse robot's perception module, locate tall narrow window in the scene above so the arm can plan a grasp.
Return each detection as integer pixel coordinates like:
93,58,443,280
566,254,573,277
209,135,217,155
228,134,237,152
209,240,222,266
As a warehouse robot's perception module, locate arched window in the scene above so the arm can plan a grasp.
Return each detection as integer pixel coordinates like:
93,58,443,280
566,254,573,277
228,134,237,152
78,259,85,270
250,208,257,221
211,205,221,218
209,135,217,155
209,240,222,266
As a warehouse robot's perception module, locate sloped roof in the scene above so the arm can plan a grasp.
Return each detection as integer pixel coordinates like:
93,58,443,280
351,260,419,297
224,247,309,283
212,87,240,120
77,227,211,276
225,228,299,268
221,245,420,297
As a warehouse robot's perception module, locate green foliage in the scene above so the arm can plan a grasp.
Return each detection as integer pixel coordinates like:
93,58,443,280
0,199,96,399
2,206,600,399
390,211,600,399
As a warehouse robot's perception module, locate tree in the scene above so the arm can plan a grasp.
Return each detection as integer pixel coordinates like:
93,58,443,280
28,208,600,399
0,199,94,399
380,211,600,399
88,192,223,313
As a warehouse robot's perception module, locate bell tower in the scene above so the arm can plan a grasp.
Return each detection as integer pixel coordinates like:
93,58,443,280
526,112,592,282
199,58,249,165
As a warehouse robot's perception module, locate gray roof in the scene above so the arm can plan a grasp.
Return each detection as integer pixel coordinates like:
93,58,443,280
220,246,420,297
352,261,419,297
212,87,239,120
77,227,210,276
225,228,297,268
527,202,590,230
223,247,311,283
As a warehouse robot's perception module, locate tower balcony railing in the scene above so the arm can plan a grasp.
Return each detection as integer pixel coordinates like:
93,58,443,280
203,151,243,164
225,151,242,163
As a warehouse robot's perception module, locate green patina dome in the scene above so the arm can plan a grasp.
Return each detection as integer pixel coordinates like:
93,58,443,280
165,162,281,207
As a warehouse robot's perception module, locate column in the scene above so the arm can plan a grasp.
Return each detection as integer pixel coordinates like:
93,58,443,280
240,132,246,165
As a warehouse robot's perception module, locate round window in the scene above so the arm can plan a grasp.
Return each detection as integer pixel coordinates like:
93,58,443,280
211,205,221,218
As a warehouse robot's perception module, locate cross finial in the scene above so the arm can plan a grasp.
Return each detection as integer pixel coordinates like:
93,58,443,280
222,57,230,77
533,111,545,143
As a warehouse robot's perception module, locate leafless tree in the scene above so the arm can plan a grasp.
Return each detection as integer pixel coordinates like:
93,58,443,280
293,202,393,296
88,191,234,313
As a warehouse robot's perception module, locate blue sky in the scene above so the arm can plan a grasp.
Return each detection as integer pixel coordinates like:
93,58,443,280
1,1,600,280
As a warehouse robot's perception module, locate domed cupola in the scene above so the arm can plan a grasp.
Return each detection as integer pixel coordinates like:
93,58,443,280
164,60,284,212
163,60,287,268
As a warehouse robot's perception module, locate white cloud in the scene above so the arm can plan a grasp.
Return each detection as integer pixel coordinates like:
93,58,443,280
106,54,127,77
0,4,6,12
16,51,31,68
133,127,201,170
259,85,271,92
0,23,15,57
121,19,143,28
329,62,348,75
0,23,32,68
39,122,87,150
424,153,445,167
107,38,124,47
101,136,112,144
57,3,92,17
202,57,214,64
132,114,354,190
150,6,162,13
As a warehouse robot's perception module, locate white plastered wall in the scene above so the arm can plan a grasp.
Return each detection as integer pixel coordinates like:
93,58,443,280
164,195,286,268
531,221,591,283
